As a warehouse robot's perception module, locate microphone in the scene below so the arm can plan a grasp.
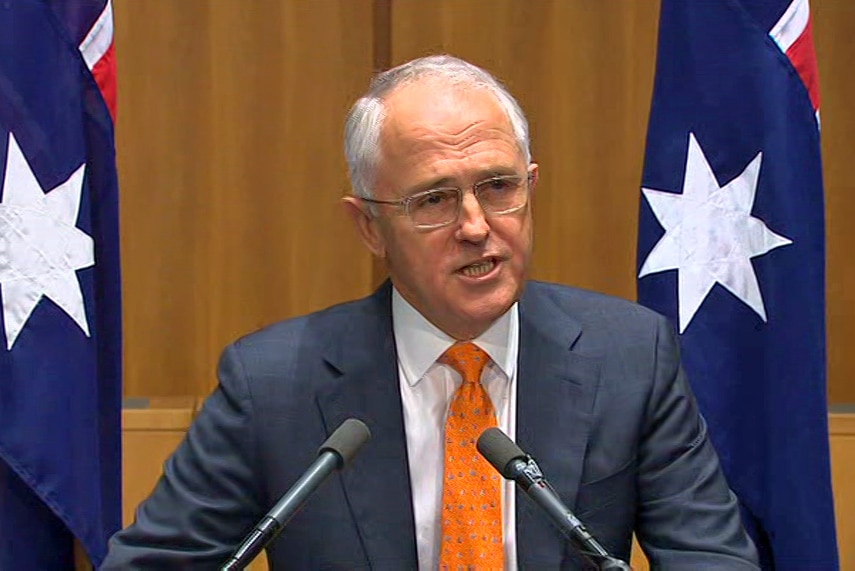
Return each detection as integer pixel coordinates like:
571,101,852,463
477,427,631,571
220,418,371,571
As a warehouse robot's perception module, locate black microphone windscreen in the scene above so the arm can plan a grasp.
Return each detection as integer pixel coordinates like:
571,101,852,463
477,427,526,479
318,418,371,467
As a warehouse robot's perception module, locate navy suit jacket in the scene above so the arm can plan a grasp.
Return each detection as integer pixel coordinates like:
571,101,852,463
103,281,758,569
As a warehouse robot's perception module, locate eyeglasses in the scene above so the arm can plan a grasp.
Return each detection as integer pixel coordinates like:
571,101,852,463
358,173,532,229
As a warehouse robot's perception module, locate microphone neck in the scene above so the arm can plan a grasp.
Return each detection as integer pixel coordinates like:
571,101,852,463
505,455,543,490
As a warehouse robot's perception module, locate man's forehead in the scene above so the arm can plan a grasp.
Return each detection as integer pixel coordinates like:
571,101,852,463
382,78,508,130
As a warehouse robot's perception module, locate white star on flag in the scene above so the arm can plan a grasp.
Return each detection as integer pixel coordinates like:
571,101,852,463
639,132,793,333
0,133,93,350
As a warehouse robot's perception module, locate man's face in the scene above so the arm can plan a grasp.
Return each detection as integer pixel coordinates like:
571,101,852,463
347,79,536,340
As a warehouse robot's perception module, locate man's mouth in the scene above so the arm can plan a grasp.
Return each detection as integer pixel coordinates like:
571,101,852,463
460,258,497,278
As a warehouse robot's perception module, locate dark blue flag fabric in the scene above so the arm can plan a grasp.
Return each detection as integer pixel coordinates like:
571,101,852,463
637,0,838,568
0,0,121,568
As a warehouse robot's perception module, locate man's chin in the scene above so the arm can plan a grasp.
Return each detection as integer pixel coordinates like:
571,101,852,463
448,300,516,339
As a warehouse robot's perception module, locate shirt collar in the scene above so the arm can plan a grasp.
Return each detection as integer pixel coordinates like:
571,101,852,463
392,286,518,386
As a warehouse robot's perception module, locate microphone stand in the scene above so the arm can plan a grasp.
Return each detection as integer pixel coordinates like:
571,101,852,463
511,456,632,571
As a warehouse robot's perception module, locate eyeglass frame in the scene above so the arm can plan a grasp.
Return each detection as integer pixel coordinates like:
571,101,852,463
354,171,534,230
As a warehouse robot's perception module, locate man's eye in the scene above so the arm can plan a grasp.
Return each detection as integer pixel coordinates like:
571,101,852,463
484,177,516,191
412,190,454,209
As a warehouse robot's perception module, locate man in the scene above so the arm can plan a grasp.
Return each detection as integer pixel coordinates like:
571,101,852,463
104,55,759,569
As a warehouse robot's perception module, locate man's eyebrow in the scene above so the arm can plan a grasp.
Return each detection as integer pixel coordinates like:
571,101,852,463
408,168,520,194
413,177,457,192
395,178,453,198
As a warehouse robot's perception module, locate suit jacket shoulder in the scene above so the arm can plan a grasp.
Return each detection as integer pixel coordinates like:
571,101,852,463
523,280,666,332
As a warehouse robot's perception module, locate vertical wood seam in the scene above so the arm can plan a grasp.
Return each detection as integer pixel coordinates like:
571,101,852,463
370,0,392,288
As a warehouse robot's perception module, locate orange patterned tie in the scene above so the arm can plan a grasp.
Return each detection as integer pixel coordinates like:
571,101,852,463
438,342,504,571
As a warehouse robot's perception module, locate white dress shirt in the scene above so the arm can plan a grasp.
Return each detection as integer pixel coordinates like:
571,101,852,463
392,287,519,570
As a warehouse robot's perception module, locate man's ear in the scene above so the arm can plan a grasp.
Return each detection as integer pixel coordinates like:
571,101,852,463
341,196,387,258
527,162,539,194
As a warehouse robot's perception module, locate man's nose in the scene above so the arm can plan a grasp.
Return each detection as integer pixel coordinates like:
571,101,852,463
456,191,490,242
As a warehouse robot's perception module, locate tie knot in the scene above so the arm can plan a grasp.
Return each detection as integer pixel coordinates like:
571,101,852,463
440,342,489,385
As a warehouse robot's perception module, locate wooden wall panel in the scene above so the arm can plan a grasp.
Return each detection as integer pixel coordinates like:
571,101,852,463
113,1,375,397
113,1,854,402
390,0,660,302
814,3,855,403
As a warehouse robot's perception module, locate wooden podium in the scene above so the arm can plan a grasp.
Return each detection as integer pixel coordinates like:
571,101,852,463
122,397,268,569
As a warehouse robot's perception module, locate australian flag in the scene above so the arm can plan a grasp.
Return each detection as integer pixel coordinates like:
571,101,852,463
0,1,121,568
637,0,838,568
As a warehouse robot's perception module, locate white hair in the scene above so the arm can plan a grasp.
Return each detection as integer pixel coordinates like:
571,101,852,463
344,55,532,199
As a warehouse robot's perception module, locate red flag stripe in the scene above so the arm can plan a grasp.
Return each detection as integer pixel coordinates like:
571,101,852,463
90,42,117,120
78,0,116,120
770,0,820,113
786,17,820,112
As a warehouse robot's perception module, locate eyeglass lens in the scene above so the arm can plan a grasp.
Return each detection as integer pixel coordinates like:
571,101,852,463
409,176,528,227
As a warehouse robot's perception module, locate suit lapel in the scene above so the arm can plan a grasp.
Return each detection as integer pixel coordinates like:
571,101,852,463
516,284,602,567
315,283,418,567
311,282,602,567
